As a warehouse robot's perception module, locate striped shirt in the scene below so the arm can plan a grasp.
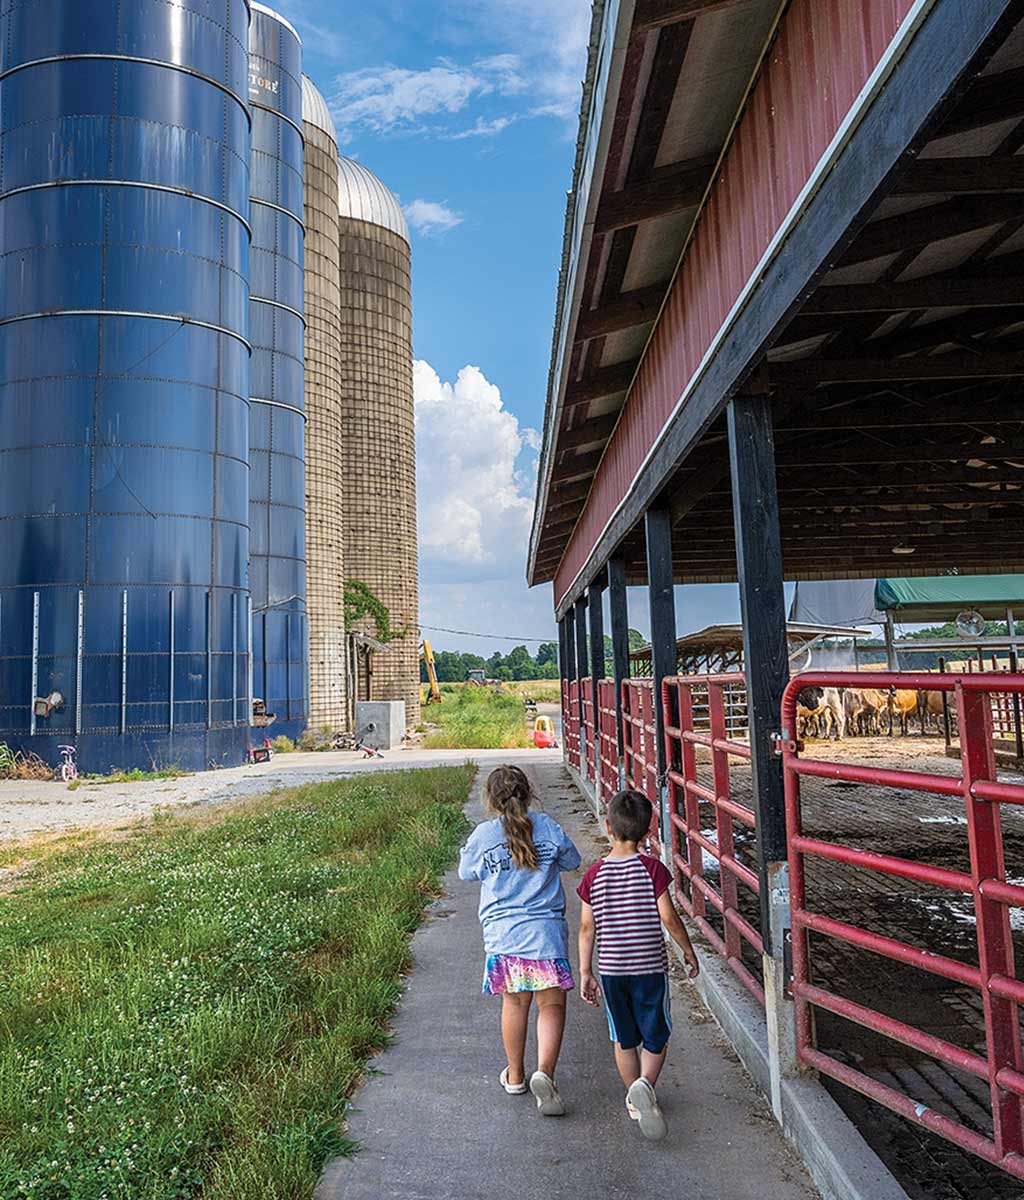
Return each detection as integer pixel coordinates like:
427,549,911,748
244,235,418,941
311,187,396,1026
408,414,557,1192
577,854,672,976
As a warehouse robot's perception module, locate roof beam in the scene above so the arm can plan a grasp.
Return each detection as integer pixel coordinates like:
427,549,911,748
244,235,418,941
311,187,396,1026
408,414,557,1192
595,157,715,234
697,488,1024,513
773,440,1024,468
634,0,748,30
777,396,1024,431
564,360,639,408
577,283,668,339
560,414,619,450
769,351,1024,386
547,479,592,510
550,448,603,483
943,67,1024,137
893,156,1024,195
843,195,1024,265
804,275,1024,315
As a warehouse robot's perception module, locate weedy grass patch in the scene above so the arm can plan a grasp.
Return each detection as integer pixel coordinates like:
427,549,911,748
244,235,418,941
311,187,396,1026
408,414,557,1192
423,686,531,750
0,765,473,1199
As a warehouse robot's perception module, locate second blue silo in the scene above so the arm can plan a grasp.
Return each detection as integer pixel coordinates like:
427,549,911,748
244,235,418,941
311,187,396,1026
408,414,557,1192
248,4,309,739
0,0,252,772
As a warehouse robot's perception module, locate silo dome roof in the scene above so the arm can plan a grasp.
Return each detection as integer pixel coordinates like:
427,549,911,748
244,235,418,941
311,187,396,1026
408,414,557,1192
302,76,337,144
338,157,409,244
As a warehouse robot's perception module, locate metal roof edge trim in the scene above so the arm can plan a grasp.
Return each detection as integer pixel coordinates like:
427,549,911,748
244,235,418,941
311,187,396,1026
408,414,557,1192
526,0,630,586
551,0,938,621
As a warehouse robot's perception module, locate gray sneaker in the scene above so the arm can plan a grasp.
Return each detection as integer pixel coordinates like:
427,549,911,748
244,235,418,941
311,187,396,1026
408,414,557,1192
529,1071,565,1116
627,1077,667,1141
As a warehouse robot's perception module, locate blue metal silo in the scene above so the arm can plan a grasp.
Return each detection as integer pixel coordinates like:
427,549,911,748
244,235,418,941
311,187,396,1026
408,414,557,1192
247,4,309,740
0,0,253,773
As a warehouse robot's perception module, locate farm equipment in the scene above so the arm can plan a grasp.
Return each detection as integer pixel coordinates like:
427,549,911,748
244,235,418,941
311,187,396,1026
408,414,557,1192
420,639,442,705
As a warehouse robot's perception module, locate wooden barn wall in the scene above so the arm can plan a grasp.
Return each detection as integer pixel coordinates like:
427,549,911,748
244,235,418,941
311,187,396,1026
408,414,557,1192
553,0,918,606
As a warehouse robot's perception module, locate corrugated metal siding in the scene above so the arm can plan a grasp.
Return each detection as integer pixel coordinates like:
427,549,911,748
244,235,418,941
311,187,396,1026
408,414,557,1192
554,0,917,605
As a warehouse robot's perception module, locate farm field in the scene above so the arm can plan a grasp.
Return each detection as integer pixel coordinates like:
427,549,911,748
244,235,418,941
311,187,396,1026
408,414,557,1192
0,766,473,1199
421,686,534,749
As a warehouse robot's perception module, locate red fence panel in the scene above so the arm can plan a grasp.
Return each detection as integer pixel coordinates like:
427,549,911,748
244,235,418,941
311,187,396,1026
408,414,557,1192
597,679,619,806
622,679,660,853
565,680,580,772
663,673,764,1008
580,677,595,782
785,670,1024,1180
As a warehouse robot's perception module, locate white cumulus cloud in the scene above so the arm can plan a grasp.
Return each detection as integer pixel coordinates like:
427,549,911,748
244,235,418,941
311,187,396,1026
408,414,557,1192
415,360,538,581
329,55,525,140
403,199,463,236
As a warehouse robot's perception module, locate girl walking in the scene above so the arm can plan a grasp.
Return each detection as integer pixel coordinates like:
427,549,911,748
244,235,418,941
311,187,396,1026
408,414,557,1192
459,765,581,1115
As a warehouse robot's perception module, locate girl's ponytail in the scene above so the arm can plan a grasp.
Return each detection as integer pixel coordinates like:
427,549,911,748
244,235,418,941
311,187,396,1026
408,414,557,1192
485,766,539,870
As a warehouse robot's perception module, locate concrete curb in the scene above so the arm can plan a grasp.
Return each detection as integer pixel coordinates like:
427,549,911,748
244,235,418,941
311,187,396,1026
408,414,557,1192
565,761,910,1200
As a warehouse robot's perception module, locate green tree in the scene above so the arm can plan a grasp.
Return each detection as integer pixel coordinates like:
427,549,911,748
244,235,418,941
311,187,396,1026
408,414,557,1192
536,642,558,667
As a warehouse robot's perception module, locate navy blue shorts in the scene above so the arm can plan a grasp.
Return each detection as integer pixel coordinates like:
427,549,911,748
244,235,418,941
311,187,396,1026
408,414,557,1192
601,972,672,1053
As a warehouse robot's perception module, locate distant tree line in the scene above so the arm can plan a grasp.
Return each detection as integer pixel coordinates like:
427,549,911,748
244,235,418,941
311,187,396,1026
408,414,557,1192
844,621,1012,670
421,629,649,684
421,643,560,683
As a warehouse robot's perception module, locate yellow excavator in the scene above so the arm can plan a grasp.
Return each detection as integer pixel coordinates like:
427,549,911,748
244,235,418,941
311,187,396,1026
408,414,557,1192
420,639,442,705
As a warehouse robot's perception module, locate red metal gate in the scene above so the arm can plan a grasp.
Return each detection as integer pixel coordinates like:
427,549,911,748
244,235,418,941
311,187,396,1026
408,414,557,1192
564,680,580,772
580,677,595,782
784,670,1024,1180
622,679,660,850
662,674,764,1006
597,679,619,805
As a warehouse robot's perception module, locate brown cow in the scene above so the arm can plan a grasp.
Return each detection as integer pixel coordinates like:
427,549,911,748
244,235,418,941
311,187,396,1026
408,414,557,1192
886,688,920,736
846,687,884,735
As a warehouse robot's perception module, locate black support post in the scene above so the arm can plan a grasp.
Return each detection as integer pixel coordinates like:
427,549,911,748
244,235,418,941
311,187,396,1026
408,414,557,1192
608,557,631,770
727,391,789,952
645,505,677,841
575,597,590,776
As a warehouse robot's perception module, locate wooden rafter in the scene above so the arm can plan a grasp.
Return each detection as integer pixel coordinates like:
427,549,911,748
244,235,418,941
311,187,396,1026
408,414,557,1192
893,156,1024,195
596,157,715,233
634,0,749,31
564,360,639,408
768,351,1024,386
577,283,668,339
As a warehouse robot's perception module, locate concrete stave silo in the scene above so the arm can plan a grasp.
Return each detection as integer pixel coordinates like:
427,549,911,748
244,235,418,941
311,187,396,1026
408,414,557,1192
248,4,308,739
337,159,421,728
0,0,253,772
302,77,349,732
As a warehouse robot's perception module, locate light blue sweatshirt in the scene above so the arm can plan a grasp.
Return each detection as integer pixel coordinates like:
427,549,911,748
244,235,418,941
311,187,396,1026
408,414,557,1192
458,811,582,960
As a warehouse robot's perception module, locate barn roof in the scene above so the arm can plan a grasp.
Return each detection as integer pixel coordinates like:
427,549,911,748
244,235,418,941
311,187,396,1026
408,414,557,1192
874,576,1024,620
629,621,874,664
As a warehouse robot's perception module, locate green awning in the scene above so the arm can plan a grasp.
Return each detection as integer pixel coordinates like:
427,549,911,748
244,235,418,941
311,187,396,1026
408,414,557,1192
874,576,1024,621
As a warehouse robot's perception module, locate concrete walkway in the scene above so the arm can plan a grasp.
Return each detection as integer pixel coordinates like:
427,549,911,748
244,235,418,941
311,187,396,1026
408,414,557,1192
316,762,819,1200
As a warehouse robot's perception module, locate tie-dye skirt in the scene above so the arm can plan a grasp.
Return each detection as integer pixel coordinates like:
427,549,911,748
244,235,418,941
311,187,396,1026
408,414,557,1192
483,954,575,995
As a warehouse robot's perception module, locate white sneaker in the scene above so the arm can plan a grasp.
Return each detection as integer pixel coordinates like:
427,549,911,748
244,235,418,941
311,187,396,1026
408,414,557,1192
626,1095,641,1121
499,1067,528,1095
529,1070,565,1116
627,1077,667,1141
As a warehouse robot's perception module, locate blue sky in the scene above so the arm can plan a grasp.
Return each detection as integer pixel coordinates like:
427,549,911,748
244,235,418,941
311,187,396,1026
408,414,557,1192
275,0,749,655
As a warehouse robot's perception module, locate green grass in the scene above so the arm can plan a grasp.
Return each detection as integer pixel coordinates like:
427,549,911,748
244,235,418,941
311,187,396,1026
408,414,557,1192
0,765,473,1199
424,686,531,750
83,766,192,784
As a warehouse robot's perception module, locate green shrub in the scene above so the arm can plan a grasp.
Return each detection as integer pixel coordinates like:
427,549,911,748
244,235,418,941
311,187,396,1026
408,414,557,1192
271,735,296,754
424,686,530,750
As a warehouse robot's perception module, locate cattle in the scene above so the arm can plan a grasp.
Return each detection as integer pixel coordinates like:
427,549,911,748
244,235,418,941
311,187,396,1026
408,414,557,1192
886,688,920,736
797,685,845,740
796,686,825,739
918,689,952,734
847,687,885,735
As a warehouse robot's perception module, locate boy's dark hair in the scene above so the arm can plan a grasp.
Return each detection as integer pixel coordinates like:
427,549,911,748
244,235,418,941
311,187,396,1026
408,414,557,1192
607,789,652,843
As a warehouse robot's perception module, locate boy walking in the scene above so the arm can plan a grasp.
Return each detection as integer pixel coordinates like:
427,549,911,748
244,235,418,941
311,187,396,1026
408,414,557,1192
577,789,700,1140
